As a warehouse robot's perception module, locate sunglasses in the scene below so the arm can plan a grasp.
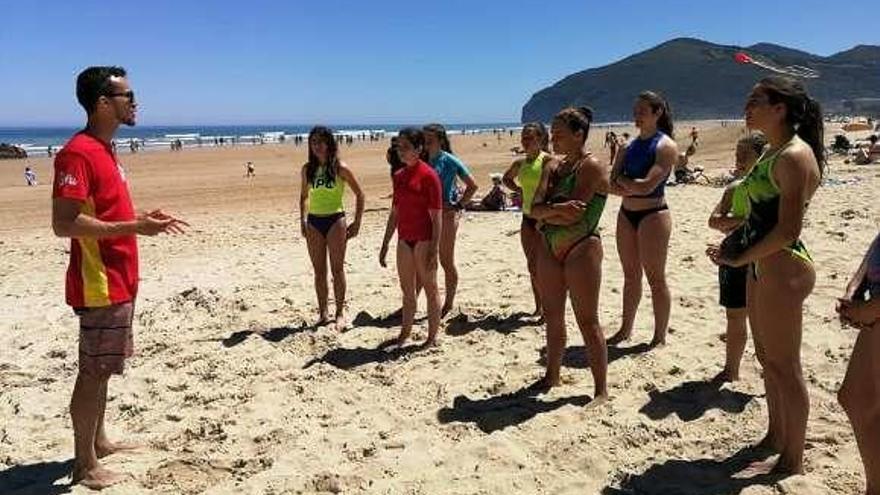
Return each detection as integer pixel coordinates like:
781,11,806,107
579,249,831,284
104,90,136,103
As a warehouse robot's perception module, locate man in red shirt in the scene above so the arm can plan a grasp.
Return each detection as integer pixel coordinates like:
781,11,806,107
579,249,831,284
52,66,187,490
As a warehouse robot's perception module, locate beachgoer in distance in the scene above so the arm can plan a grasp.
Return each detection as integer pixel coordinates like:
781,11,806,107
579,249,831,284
529,106,609,400
423,123,478,317
608,91,678,348
52,66,187,490
707,76,824,475
502,122,554,317
24,166,38,186
299,126,365,330
379,128,443,347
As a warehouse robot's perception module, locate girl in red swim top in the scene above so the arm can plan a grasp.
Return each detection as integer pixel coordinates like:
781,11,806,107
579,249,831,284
379,128,443,347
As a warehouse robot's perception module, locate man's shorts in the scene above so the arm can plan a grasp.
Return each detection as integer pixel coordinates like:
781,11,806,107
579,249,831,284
75,302,134,376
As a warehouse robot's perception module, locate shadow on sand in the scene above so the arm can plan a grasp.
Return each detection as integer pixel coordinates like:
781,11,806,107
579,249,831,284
302,339,425,370
437,383,592,433
0,459,73,495
602,445,786,495
537,343,652,369
444,311,539,336
639,378,756,422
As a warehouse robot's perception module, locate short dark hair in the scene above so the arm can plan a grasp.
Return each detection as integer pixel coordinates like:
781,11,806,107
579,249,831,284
76,66,127,114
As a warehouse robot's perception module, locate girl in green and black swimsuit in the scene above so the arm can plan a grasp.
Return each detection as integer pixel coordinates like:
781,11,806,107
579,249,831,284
528,106,609,400
708,76,824,475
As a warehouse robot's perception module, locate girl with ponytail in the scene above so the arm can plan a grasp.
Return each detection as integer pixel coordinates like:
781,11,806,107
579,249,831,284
707,76,823,475
608,91,678,348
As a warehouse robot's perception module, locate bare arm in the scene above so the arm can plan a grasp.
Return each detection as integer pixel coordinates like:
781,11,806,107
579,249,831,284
843,238,876,299
502,159,523,193
529,158,573,224
708,187,743,233
458,173,478,206
378,207,398,267
616,138,677,195
608,144,629,196
730,149,815,266
339,163,365,238
52,198,180,237
298,165,310,235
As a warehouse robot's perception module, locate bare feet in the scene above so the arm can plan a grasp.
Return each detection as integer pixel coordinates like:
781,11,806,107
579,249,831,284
421,337,438,348
334,312,350,332
440,301,453,318
316,313,332,327
713,368,739,383
649,334,667,348
606,328,632,346
527,375,560,394
72,464,127,490
755,432,784,453
733,457,778,479
585,393,609,410
95,439,139,459
395,327,412,347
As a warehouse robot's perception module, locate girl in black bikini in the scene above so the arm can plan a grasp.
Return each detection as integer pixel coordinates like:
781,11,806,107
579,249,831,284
608,91,679,347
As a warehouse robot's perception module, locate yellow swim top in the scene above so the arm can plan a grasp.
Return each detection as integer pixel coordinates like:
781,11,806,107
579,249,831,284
308,165,345,216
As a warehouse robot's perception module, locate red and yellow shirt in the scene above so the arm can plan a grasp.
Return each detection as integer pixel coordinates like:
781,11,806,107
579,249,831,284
53,132,139,308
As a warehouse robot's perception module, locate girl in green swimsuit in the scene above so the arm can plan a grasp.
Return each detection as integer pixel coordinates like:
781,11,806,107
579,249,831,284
528,106,609,401
502,122,555,317
707,76,824,475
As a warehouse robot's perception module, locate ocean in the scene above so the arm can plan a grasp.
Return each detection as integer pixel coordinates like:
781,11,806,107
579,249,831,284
0,123,526,157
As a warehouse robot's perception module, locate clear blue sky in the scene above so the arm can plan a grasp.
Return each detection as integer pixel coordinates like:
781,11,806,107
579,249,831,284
0,0,873,126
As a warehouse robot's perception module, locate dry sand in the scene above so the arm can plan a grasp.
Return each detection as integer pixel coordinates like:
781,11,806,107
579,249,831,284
1,122,878,494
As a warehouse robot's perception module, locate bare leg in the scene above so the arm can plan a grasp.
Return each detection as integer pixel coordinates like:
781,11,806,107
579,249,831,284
748,274,784,452
636,210,672,347
395,241,418,345
719,308,748,382
439,209,460,317
536,239,567,388
521,220,543,317
305,225,330,324
565,237,608,400
94,380,137,458
754,252,814,474
838,324,880,494
415,241,442,346
608,210,642,344
71,372,125,489
326,217,349,330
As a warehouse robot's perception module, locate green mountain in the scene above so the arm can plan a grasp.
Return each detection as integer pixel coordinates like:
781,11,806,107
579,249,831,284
521,38,880,123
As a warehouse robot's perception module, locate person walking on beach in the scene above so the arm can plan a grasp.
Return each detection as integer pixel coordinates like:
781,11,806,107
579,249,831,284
299,126,365,330
837,231,880,495
502,123,555,318
423,123,478,317
52,66,187,490
708,76,824,475
244,161,255,178
24,166,38,186
607,91,678,348
528,107,609,400
379,128,443,347
707,132,766,382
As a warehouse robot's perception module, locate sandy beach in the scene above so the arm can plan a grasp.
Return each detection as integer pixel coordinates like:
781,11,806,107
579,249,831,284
1,121,879,494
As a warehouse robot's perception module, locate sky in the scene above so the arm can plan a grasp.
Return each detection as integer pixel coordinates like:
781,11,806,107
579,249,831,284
1,0,875,126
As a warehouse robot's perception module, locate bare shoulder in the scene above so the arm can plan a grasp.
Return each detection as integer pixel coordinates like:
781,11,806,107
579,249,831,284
581,154,605,173
659,135,679,153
